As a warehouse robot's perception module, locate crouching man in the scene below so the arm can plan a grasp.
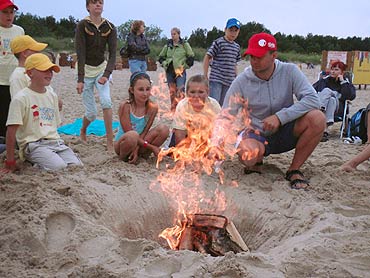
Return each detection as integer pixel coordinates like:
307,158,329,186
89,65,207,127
210,33,325,190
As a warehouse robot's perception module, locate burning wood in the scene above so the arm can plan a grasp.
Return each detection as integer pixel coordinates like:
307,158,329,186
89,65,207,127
177,214,249,256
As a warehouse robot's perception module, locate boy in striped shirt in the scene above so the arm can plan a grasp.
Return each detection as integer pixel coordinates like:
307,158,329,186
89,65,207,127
203,18,241,106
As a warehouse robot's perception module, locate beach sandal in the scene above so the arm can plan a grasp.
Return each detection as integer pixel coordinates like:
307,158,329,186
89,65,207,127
285,169,310,191
244,161,263,175
320,131,329,142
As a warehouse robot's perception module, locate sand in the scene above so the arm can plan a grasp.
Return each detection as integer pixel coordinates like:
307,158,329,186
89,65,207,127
0,60,369,278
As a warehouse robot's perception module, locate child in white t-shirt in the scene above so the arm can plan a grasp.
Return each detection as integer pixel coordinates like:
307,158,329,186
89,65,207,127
3,53,82,173
172,74,221,146
0,0,24,142
9,35,47,98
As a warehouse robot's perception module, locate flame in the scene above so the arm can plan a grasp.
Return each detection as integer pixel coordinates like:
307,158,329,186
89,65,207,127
150,83,258,250
150,72,174,119
175,66,184,77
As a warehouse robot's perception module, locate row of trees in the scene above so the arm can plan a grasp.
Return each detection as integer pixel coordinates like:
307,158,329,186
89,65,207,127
14,13,370,54
15,13,77,38
188,22,370,53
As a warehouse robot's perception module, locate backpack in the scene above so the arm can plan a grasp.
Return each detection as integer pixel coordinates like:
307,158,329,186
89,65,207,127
346,108,367,143
120,43,129,58
119,34,130,58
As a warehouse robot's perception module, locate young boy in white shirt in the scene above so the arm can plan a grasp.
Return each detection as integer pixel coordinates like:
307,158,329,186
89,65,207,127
172,74,221,146
9,35,47,98
3,53,82,172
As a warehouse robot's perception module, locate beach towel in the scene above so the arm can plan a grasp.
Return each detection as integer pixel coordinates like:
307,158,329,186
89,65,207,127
57,118,120,136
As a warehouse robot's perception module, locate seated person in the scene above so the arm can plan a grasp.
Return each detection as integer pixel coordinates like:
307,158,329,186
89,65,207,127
210,33,325,190
2,53,82,173
114,72,169,164
9,35,47,98
172,74,221,146
10,35,63,109
313,61,356,141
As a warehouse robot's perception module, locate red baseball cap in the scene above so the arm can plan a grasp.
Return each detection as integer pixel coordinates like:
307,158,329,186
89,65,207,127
243,33,277,57
0,0,18,10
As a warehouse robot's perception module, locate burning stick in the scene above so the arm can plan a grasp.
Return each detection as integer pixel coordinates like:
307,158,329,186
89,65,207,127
177,214,249,256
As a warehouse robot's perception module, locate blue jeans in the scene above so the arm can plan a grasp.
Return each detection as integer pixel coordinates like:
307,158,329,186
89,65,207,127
166,71,186,92
129,59,147,73
209,81,230,106
82,73,112,122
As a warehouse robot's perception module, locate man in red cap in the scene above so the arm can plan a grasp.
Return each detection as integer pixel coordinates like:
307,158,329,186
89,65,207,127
0,0,24,145
211,32,326,190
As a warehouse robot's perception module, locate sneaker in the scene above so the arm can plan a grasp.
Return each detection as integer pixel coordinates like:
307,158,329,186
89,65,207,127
343,136,362,145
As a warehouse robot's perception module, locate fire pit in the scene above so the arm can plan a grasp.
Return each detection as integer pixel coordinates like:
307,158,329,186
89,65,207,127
174,214,249,256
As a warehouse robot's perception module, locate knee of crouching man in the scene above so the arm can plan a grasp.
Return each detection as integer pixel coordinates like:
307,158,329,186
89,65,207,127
308,109,326,131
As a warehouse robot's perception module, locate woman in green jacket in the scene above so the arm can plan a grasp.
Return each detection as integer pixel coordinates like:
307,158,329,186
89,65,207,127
158,27,194,111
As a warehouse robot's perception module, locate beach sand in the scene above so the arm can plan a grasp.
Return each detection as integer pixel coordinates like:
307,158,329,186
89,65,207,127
0,61,369,278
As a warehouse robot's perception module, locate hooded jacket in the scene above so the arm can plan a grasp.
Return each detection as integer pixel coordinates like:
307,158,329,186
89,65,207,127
75,17,117,83
222,59,320,136
158,38,194,72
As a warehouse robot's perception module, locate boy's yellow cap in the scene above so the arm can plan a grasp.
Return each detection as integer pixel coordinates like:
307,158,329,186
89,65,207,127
25,53,60,73
10,35,48,54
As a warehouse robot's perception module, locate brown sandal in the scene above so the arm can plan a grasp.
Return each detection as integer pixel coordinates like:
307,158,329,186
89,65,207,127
285,169,310,190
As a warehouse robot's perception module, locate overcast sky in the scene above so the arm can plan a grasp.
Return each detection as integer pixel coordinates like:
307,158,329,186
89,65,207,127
14,0,369,39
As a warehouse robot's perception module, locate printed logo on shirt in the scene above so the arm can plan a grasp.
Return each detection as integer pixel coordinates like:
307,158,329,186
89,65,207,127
31,105,39,121
1,38,12,55
40,107,56,122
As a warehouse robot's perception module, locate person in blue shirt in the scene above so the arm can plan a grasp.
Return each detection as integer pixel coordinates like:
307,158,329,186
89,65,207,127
114,72,169,164
203,18,241,106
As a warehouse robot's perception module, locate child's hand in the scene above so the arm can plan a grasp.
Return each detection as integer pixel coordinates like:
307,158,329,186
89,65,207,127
151,145,160,157
0,167,11,177
58,98,63,111
1,160,17,175
76,82,84,94
98,76,108,85
128,148,139,164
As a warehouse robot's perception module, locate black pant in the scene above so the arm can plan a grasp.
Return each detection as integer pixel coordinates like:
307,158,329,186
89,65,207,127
0,85,11,137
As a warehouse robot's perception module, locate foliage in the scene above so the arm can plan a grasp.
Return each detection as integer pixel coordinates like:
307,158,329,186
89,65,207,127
236,21,270,48
191,47,207,61
34,37,75,52
272,52,321,64
116,20,162,42
15,13,369,63
116,20,133,40
14,13,77,38
188,28,207,48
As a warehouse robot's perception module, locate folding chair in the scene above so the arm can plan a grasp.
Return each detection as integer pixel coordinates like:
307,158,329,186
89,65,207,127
338,100,351,138
336,72,354,138
316,71,354,139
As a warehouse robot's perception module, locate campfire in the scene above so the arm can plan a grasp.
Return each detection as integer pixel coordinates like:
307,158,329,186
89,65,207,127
150,90,255,256
174,213,249,256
